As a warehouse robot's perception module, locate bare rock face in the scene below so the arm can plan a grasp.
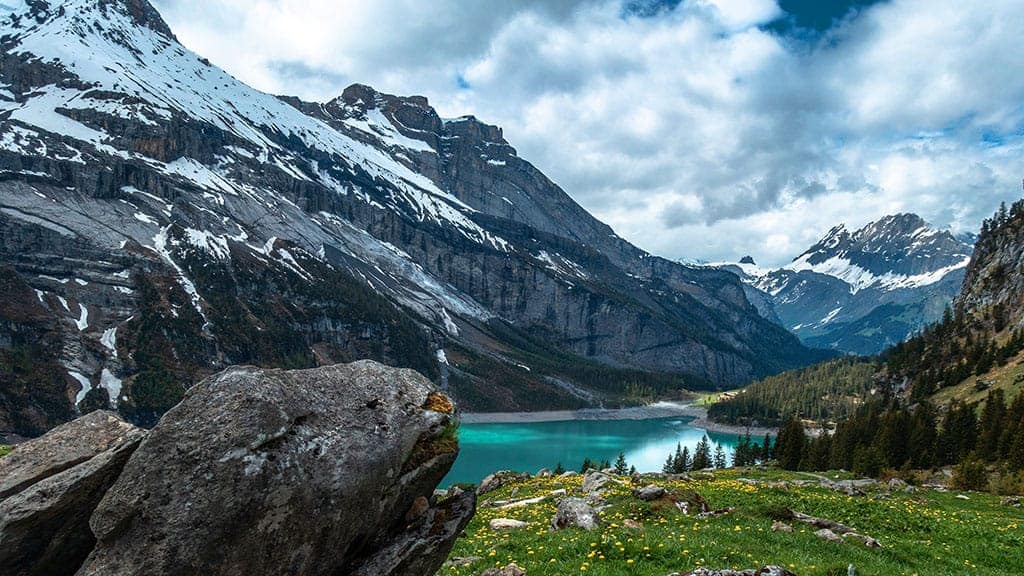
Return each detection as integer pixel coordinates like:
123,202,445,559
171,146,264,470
0,411,145,576
76,361,471,576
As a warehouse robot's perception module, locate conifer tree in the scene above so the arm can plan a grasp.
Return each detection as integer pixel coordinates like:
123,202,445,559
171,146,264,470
713,444,727,469
692,435,712,470
775,416,806,471
614,451,629,475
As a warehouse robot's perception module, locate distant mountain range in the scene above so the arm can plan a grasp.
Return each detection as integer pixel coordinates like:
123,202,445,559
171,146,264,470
712,213,974,355
0,0,829,436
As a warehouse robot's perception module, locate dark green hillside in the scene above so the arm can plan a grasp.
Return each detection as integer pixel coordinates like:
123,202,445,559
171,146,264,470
707,357,879,426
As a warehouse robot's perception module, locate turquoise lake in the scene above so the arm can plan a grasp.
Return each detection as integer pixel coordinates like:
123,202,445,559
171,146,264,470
441,416,741,486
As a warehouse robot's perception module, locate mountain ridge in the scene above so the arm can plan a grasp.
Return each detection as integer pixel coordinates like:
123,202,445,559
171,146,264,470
712,213,973,355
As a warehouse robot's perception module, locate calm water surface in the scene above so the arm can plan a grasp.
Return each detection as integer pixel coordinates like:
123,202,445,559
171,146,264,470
442,416,740,486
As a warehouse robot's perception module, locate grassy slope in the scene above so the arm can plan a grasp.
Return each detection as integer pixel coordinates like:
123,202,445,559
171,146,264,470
932,350,1024,408
445,469,1024,576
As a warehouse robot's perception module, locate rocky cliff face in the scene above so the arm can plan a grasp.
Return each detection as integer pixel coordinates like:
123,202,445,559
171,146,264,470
715,214,972,355
956,200,1024,330
0,0,822,435
0,361,472,576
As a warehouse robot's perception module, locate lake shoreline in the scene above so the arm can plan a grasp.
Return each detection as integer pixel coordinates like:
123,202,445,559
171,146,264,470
460,402,777,437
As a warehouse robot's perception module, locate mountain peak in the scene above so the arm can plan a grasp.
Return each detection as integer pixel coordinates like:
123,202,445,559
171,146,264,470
784,212,972,291
99,0,175,38
5,0,176,39
337,83,431,111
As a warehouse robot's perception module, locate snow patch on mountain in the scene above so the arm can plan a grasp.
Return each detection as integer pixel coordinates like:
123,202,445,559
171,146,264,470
343,107,434,153
785,253,971,294
68,370,91,405
100,368,123,406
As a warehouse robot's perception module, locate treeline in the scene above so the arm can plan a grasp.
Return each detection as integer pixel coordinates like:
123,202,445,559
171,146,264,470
773,388,1024,482
707,357,879,426
661,433,772,473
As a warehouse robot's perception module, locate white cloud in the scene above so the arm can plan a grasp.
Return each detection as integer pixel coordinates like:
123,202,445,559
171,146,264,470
152,0,1024,267
699,0,782,30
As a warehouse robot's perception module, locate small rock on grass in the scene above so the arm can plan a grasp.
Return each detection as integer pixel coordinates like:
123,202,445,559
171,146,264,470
583,470,620,495
481,563,526,576
814,528,844,543
676,566,798,576
771,520,794,533
842,532,882,548
479,471,530,495
489,518,529,530
551,497,601,531
446,556,481,567
633,484,667,501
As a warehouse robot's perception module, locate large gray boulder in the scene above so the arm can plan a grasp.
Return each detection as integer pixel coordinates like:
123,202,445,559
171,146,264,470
76,361,472,576
0,411,145,576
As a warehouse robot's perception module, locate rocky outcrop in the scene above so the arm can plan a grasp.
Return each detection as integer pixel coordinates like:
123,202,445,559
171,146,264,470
74,361,470,576
0,411,145,576
957,199,1024,330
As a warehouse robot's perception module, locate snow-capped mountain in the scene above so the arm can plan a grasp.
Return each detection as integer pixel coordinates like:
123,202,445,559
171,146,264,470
715,214,974,355
0,0,826,435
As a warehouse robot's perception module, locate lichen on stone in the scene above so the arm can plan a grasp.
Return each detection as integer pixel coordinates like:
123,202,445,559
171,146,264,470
423,392,454,415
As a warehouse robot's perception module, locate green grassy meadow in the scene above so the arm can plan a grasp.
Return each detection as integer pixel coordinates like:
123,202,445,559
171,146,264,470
444,469,1024,576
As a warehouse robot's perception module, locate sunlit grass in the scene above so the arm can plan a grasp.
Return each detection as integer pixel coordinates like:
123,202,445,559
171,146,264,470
445,468,1024,575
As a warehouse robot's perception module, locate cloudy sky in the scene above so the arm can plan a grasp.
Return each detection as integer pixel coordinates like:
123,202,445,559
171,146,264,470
152,0,1024,267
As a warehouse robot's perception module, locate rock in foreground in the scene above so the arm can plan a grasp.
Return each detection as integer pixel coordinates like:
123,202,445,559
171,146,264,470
77,361,472,576
0,411,145,576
